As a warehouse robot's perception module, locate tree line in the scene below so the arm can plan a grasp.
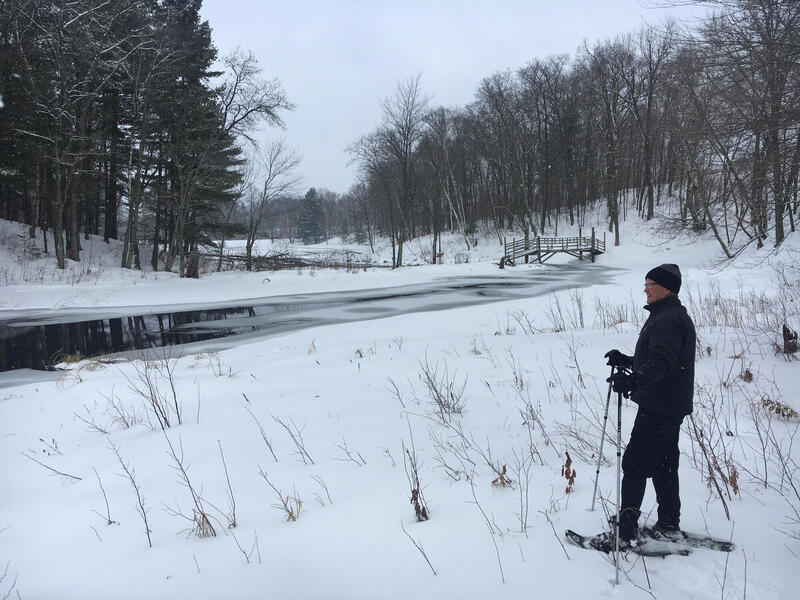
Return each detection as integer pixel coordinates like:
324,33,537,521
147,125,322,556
1,0,798,274
0,0,291,276
345,0,800,266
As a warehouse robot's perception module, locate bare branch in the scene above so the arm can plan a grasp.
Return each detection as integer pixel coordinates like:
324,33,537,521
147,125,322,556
21,452,81,481
400,521,438,575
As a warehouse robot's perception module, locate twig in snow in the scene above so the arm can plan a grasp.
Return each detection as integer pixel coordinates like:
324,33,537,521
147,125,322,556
386,377,406,408
231,530,261,564
334,438,366,466
418,352,467,423
714,522,736,599
91,466,116,525
196,383,201,425
512,448,533,533
218,440,237,528
259,469,302,521
89,525,103,542
639,548,652,589
38,437,62,455
273,415,315,464
537,510,570,560
400,521,438,575
382,447,397,467
162,432,216,538
311,474,333,506
110,441,152,548
245,406,278,463
402,417,429,522
73,407,110,434
21,451,82,481
689,415,731,520
469,472,505,583
612,549,657,598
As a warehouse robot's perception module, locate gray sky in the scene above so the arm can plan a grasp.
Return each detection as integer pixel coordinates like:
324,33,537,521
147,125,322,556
199,0,706,195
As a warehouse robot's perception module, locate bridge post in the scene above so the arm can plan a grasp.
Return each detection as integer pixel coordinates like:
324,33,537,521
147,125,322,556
579,227,583,260
536,236,541,263
591,228,596,263
524,232,529,263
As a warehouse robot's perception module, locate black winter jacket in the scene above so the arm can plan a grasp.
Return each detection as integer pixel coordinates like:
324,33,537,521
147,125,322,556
630,294,696,417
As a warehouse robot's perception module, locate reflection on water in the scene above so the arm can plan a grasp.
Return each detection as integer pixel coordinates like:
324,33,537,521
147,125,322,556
0,308,261,371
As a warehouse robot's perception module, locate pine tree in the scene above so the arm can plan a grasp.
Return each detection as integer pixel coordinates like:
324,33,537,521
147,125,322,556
297,187,322,244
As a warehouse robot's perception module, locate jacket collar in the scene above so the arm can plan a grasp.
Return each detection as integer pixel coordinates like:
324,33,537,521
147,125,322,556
644,293,681,313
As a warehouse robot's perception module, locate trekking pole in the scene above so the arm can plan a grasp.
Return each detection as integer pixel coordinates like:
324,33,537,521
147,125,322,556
614,387,623,586
590,365,615,511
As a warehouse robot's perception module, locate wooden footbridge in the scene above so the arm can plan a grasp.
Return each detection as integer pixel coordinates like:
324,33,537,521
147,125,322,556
500,228,605,268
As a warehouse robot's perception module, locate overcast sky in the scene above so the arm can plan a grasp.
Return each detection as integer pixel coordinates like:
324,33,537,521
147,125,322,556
199,0,707,195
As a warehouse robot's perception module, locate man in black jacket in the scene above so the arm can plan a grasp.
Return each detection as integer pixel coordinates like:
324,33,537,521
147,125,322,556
597,263,696,550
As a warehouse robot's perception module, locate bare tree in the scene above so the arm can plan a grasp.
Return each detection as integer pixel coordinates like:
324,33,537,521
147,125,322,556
216,157,257,271
422,107,471,252
699,0,800,247
622,24,676,220
348,132,401,262
472,70,530,233
349,75,429,267
579,38,635,246
218,49,294,143
244,139,301,270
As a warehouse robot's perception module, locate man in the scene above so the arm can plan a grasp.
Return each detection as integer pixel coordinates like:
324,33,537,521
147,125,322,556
594,263,696,551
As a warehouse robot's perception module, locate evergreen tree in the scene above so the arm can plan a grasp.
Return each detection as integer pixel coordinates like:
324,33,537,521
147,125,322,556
297,187,322,244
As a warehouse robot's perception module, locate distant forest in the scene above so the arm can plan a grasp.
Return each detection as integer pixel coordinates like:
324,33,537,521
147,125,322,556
1,0,798,273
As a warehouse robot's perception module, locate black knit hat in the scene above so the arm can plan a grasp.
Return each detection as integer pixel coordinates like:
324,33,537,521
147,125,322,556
646,263,681,293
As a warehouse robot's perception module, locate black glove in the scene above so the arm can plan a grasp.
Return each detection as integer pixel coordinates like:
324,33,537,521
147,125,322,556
607,371,635,398
604,349,633,369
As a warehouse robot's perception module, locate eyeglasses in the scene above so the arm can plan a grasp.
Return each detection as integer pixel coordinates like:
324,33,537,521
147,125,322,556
644,283,659,289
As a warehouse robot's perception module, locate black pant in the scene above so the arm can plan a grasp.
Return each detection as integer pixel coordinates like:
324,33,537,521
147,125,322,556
618,406,684,540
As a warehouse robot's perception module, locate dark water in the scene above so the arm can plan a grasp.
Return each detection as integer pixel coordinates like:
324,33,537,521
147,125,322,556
0,308,262,371
0,263,618,374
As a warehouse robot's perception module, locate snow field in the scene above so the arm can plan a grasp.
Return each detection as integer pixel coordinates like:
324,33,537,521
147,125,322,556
1,215,799,599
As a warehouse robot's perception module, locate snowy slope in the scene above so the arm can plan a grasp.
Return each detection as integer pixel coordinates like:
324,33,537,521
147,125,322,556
1,214,798,600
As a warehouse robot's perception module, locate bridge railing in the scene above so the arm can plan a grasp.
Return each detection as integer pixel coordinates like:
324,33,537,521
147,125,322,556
503,228,605,263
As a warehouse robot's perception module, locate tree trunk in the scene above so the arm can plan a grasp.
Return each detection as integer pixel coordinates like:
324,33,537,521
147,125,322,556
67,194,80,261
52,167,66,269
768,126,785,246
104,90,119,242
27,165,40,239
151,158,164,271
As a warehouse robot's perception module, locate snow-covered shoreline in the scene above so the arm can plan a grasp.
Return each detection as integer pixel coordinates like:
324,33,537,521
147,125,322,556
1,216,798,599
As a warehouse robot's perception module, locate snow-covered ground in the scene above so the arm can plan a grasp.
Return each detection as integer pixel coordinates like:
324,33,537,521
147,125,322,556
1,214,798,599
